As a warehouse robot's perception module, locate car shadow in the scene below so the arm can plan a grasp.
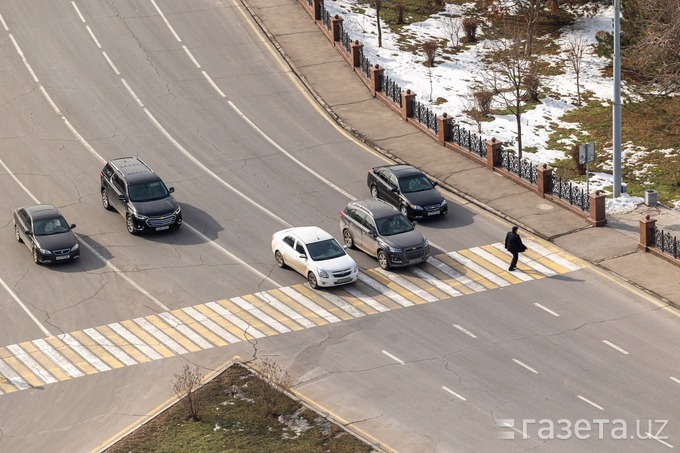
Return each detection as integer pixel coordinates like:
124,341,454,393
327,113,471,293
411,202,475,230
131,202,225,246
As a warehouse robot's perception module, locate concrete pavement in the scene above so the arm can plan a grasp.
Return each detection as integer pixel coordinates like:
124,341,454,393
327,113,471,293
243,0,680,307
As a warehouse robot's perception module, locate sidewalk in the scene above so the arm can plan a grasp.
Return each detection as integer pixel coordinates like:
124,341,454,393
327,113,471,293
243,0,680,307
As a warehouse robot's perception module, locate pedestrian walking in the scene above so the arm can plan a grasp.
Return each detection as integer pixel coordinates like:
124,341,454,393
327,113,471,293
504,226,527,271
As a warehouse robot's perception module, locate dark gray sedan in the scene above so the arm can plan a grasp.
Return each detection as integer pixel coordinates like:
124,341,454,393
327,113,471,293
13,205,80,264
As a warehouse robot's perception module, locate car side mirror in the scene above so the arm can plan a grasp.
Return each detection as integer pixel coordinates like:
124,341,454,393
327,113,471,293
70,224,76,229
25,229,31,235
342,244,348,250
412,220,418,226
391,187,399,194
432,181,438,187
298,254,307,260
118,194,127,202
168,187,175,193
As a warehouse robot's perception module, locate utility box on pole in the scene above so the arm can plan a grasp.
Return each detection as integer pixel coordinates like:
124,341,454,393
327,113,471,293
645,189,658,207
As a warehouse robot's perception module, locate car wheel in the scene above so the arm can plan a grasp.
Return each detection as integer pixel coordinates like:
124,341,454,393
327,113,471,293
370,184,379,199
400,205,409,218
126,214,137,235
32,247,40,265
101,189,112,211
15,224,22,243
342,229,355,249
274,250,286,268
377,250,390,270
308,272,318,289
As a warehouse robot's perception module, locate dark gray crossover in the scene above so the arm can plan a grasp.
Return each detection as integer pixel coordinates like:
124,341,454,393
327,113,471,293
100,157,182,235
340,199,430,269
13,205,80,264
367,164,447,219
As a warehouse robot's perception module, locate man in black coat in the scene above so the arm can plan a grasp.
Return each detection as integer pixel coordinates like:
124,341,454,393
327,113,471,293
504,226,527,271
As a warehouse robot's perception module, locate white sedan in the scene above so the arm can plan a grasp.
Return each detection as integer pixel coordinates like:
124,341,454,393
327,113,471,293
271,226,359,289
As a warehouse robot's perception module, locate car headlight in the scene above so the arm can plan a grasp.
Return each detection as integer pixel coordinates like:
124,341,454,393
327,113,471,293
71,243,79,252
423,238,429,247
173,206,181,215
388,246,403,253
39,248,51,255
132,211,149,220
318,270,329,278
410,204,425,211
441,199,447,207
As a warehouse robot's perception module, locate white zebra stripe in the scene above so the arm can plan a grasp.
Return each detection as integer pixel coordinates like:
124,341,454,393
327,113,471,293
471,247,534,282
357,273,414,307
158,312,214,349
58,333,111,372
183,306,243,343
32,339,83,378
254,292,317,328
426,256,486,292
341,285,390,312
134,318,187,355
230,297,290,333
490,243,557,276
0,359,29,390
83,328,137,366
373,268,439,302
314,290,366,318
524,240,581,271
408,266,462,298
448,251,511,287
108,323,163,361
7,344,56,384
278,287,340,323
203,302,265,339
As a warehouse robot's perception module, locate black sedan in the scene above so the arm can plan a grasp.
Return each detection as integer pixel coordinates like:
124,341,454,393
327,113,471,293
367,164,447,219
13,205,80,264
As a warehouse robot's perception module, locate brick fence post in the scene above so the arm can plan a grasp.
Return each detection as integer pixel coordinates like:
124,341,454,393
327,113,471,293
331,15,343,43
486,138,502,170
370,65,384,97
437,113,453,144
350,41,363,68
588,190,607,227
639,214,657,250
536,164,553,197
312,0,322,20
401,89,416,120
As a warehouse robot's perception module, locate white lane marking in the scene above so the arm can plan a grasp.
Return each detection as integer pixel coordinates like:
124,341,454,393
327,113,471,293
646,433,674,448
228,101,356,201
577,394,604,411
253,292,317,328
7,344,56,384
442,385,466,401
102,51,120,75
158,312,214,349
32,339,84,378
427,256,486,293
512,358,538,374
524,240,580,271
278,287,341,323
602,340,629,355
0,13,9,31
134,318,187,355
357,273,413,307
409,267,462,298
448,251,511,287
341,285,389,312
202,302,263,340
85,25,101,48
382,350,404,365
497,419,531,439
312,290,366,318
9,34,39,82
0,277,51,337
121,78,144,107
453,324,477,339
534,303,560,317
83,328,137,366
183,306,244,343
374,268,438,303
108,323,163,361
472,247,533,281
202,71,225,97
71,1,86,22
0,359,30,390
58,333,110,372
230,297,290,334
182,45,201,68
150,0,181,42
670,376,680,385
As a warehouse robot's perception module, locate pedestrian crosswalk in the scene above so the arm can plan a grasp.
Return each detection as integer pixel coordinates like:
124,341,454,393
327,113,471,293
0,240,580,394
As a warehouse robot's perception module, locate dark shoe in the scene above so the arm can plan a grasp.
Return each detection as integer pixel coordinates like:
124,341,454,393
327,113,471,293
508,267,516,271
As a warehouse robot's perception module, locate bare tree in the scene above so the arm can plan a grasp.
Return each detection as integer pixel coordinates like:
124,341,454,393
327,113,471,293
462,17,478,43
514,0,545,56
565,36,589,106
172,364,203,421
438,15,463,49
375,0,383,48
256,358,292,417
422,39,439,67
463,88,494,133
394,2,406,25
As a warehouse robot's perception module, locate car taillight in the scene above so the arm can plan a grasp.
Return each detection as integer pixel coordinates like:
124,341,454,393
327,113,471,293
339,211,344,218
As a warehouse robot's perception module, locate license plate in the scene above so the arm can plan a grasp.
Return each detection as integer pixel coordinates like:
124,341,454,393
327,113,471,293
336,277,352,284
56,255,70,260
427,210,440,216
156,226,170,231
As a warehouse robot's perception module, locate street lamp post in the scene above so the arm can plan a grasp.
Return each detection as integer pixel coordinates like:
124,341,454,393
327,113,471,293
612,0,622,197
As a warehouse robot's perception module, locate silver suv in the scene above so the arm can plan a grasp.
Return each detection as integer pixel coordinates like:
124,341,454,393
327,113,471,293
340,199,430,269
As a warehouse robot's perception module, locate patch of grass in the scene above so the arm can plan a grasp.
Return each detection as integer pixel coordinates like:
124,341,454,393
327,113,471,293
105,364,373,453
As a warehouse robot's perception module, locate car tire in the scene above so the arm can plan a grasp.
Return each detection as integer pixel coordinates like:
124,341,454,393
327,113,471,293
101,189,113,211
370,184,379,199
15,224,22,243
32,246,40,265
400,205,409,218
126,214,137,235
342,229,355,249
377,250,390,270
274,250,286,268
308,272,318,289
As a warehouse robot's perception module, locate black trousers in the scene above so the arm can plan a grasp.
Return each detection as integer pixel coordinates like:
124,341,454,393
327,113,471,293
509,251,519,270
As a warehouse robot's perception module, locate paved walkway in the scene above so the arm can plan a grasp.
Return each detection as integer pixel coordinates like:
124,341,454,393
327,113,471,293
243,0,680,307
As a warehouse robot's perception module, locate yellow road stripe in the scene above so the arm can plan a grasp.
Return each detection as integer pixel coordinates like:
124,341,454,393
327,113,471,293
398,271,449,299
1,355,42,388
69,331,123,369
330,287,378,315
420,262,476,295
523,249,571,274
120,320,174,358
170,309,228,347
145,315,201,353
241,294,304,331
293,285,353,320
42,337,97,375
18,341,69,381
352,279,403,310
436,254,499,289
0,361,19,393
267,288,328,326
480,245,545,279
363,269,429,305
209,300,277,338
459,249,523,284
95,326,151,364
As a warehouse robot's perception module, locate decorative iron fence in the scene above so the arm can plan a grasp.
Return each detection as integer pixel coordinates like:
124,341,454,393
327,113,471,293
449,124,486,157
360,53,371,79
380,75,402,107
499,151,538,184
413,101,437,134
341,29,351,53
653,227,680,259
551,174,589,211
321,7,331,30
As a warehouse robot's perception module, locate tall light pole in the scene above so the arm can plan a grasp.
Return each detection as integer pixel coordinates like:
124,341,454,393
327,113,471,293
612,0,622,197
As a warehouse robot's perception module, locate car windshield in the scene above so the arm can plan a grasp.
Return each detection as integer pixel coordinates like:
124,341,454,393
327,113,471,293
34,217,70,236
128,181,169,202
306,239,346,261
399,175,434,193
376,214,414,236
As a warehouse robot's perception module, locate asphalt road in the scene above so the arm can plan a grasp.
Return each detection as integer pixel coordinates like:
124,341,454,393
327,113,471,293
0,1,678,452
